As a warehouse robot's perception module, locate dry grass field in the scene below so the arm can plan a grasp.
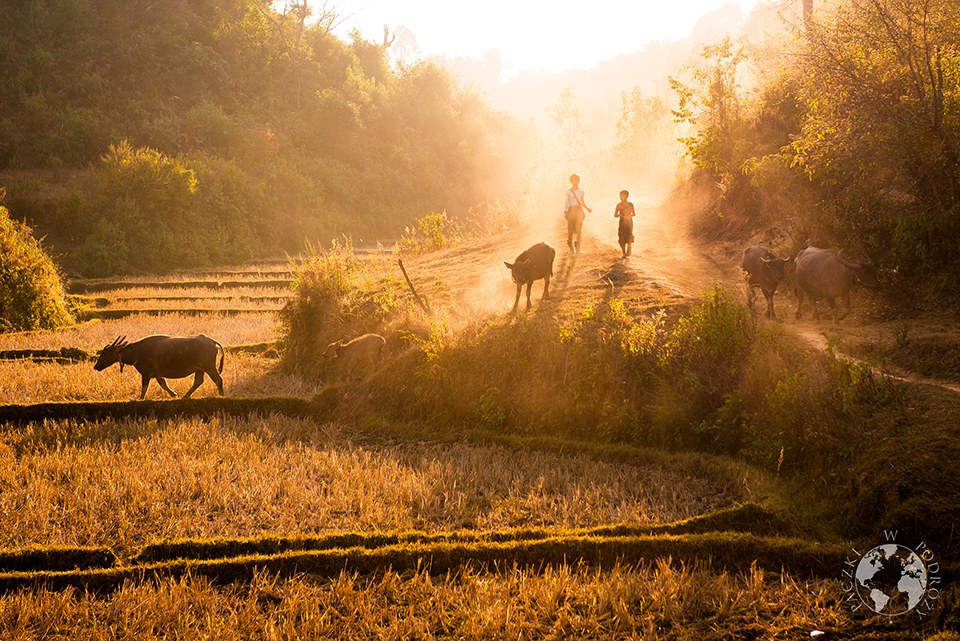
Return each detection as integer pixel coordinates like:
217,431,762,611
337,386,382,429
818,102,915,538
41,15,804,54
0,196,954,640
0,561,865,640
0,312,278,353
0,415,741,559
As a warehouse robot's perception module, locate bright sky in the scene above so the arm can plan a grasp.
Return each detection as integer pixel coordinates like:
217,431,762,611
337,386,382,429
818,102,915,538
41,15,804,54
336,0,761,76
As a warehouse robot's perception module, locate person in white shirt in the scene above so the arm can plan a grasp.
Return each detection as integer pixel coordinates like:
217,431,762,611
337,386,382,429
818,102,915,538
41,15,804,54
563,174,592,253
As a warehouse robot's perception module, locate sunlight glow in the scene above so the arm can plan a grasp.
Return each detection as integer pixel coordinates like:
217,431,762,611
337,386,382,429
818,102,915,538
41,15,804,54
338,0,761,75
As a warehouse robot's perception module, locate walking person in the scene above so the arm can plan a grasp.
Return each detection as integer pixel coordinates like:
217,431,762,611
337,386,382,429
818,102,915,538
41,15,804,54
563,174,592,253
614,189,635,258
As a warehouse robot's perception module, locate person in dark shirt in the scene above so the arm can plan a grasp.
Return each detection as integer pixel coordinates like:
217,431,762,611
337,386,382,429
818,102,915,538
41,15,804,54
614,190,635,258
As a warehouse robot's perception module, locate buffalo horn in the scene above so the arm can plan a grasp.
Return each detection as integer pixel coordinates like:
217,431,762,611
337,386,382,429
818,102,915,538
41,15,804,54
837,250,860,269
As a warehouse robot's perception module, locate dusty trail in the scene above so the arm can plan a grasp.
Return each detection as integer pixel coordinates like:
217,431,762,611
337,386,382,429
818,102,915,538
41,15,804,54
579,188,734,300
422,184,960,397
589,189,960,396
410,185,959,394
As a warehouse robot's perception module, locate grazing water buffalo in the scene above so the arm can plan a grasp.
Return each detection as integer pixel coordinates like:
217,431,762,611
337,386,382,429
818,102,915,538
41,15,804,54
741,245,792,320
794,246,880,322
94,335,225,399
504,242,556,313
323,333,385,379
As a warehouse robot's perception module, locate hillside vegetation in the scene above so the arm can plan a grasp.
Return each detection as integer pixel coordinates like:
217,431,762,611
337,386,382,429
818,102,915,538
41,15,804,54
0,198,72,332
0,0,536,276
670,1,960,288
3,1,959,290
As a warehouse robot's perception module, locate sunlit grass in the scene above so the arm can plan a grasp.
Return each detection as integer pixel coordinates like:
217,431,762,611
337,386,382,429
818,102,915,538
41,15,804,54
0,312,279,353
90,284,291,308
0,562,866,640
69,268,295,285
0,415,740,560
0,353,311,403
96,298,285,311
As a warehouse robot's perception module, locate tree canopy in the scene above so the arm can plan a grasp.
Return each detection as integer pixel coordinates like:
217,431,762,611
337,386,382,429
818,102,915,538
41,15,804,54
668,0,960,281
0,0,536,276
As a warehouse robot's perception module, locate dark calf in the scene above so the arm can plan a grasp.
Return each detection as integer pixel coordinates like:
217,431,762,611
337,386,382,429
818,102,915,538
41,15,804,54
504,242,556,313
741,245,791,320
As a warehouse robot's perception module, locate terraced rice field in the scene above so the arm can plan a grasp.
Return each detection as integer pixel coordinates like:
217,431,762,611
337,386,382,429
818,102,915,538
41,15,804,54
0,259,936,640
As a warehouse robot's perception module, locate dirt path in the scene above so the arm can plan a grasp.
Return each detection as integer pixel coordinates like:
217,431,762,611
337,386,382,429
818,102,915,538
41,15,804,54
557,188,960,397
410,186,960,395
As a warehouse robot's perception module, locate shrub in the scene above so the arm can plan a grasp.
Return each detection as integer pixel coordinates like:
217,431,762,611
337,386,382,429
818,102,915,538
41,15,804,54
277,241,408,382
0,198,73,332
644,288,753,452
396,211,462,256
277,241,358,378
68,141,200,276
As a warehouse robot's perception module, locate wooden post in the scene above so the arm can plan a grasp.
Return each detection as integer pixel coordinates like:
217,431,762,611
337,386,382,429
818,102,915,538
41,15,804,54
398,259,430,314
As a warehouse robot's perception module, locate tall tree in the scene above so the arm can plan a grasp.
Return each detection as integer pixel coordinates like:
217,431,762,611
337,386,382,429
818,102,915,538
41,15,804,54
669,35,748,178
547,88,587,173
251,0,341,109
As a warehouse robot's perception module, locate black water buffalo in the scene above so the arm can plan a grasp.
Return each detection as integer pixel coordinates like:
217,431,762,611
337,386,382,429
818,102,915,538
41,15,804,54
94,334,225,399
741,245,791,320
504,242,556,313
794,247,880,322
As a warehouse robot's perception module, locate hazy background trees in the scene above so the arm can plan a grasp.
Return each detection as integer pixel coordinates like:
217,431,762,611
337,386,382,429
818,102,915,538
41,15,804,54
2,0,959,289
0,0,537,276
665,0,960,285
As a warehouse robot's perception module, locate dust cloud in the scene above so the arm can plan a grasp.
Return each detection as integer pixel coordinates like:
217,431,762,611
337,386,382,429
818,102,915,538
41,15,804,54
430,163,732,323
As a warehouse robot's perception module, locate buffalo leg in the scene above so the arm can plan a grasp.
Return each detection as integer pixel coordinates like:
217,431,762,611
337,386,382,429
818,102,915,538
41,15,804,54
139,375,152,400
207,367,224,396
525,282,533,310
512,284,522,314
811,298,821,322
345,359,361,381
182,372,205,398
762,287,776,320
542,275,551,300
835,295,850,322
794,288,804,320
157,377,178,398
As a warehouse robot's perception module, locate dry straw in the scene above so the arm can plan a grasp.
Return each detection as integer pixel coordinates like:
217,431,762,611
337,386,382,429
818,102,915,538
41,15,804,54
0,415,740,560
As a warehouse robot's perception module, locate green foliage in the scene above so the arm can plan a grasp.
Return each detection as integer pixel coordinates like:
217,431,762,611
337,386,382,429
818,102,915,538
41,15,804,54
895,204,960,287
0,201,73,332
674,1,960,273
0,1,536,275
362,288,905,479
670,36,748,179
276,241,407,381
396,211,463,256
69,141,201,275
277,241,359,378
